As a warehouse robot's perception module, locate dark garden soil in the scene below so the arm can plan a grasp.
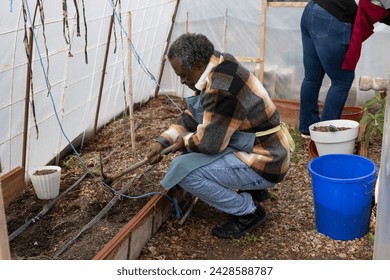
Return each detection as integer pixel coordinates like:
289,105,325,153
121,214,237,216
5,95,382,260
33,169,57,176
312,126,351,132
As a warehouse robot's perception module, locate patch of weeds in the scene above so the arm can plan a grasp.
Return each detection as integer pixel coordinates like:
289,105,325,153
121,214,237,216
239,233,259,244
121,114,130,121
369,232,375,246
63,155,79,170
360,90,386,144
268,191,278,201
290,128,306,164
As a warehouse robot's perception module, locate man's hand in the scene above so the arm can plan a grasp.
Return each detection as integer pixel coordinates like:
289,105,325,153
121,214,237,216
171,136,185,153
146,137,186,165
145,142,164,164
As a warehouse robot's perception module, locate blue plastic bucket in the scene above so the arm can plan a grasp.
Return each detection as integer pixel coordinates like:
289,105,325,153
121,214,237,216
308,154,377,241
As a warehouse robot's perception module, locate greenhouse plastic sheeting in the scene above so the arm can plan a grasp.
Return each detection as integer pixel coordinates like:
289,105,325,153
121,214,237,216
163,0,390,106
1,0,390,177
373,69,390,260
0,0,176,174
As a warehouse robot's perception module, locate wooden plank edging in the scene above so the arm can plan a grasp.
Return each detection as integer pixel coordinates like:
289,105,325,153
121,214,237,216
0,179,11,259
93,187,186,260
0,167,25,208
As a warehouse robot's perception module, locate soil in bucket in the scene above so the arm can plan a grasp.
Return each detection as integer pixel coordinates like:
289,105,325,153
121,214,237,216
341,106,363,122
29,166,61,200
308,154,376,241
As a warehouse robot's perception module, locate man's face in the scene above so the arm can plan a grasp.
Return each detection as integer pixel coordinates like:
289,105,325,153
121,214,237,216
169,57,204,91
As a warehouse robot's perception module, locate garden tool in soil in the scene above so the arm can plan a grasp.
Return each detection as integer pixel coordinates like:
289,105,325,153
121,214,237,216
102,142,182,186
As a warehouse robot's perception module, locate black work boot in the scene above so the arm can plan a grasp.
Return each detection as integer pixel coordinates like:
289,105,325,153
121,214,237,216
212,203,267,239
239,189,270,202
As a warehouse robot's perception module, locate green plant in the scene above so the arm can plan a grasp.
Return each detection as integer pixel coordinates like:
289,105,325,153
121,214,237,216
369,232,375,246
289,128,305,164
63,155,79,169
360,91,386,144
239,233,259,244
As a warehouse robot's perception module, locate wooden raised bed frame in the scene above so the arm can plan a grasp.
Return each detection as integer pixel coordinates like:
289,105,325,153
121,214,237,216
93,106,369,260
93,187,186,260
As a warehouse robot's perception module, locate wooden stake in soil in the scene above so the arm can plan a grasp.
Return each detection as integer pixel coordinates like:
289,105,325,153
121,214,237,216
127,11,136,157
259,0,267,83
93,12,115,138
222,8,228,52
22,27,34,169
154,0,181,97
181,11,189,99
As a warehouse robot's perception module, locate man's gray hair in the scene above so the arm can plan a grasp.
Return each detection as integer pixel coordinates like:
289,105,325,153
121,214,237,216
168,33,214,71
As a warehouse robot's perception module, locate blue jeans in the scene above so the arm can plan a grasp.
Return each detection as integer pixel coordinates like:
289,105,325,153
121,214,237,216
299,0,355,135
178,153,275,216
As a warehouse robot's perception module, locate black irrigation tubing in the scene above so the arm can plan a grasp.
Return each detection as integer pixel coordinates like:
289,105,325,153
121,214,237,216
8,145,120,242
54,165,153,257
8,172,88,242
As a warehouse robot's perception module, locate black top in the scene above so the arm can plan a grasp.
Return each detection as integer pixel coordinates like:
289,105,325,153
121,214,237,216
314,0,358,23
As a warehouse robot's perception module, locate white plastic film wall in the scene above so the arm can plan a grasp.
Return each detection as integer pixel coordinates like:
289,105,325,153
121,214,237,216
0,0,177,174
1,0,390,175
162,0,390,106
373,68,390,260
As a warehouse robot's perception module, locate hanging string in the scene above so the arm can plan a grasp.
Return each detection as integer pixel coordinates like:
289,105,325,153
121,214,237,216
62,0,88,62
111,0,119,54
106,0,183,114
22,0,182,218
81,0,88,64
62,0,72,56
37,0,51,93
72,0,80,36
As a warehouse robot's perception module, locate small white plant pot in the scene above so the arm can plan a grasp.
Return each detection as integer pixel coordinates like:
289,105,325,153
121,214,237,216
28,166,61,200
309,119,359,156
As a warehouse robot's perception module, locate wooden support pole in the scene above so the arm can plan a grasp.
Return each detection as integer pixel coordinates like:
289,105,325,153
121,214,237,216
127,12,136,157
22,28,34,169
223,8,228,52
93,13,115,138
0,180,11,260
154,0,181,97
268,2,307,8
259,0,267,83
181,11,189,99
185,11,189,33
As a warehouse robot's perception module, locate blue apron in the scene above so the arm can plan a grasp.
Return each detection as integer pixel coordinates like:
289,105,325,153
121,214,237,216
160,95,255,190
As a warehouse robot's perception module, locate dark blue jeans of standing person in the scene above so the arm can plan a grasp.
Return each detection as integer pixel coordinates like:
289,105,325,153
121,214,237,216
299,0,355,135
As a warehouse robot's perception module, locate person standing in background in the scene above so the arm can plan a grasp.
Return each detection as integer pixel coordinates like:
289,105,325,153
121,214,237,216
299,0,390,138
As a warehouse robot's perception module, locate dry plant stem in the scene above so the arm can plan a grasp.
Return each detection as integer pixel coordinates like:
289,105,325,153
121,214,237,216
54,165,153,257
8,172,88,241
106,143,179,184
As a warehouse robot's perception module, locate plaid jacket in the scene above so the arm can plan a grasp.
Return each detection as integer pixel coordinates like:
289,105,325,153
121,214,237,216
158,52,290,183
